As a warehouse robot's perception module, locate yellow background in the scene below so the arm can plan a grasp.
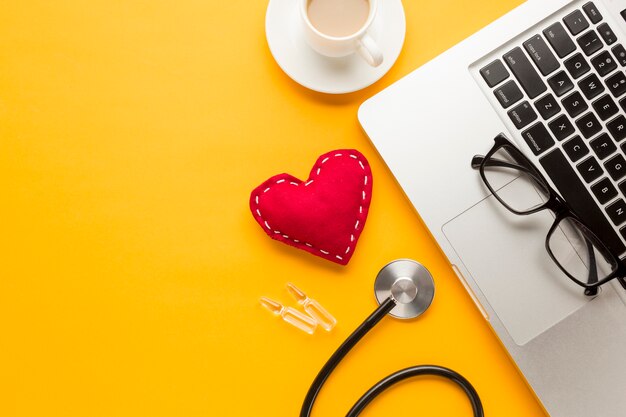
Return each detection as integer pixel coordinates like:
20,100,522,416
0,0,549,416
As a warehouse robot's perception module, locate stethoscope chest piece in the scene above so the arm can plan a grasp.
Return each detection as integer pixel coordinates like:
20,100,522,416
374,259,435,319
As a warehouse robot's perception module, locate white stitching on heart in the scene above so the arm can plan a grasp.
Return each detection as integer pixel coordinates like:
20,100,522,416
253,152,369,261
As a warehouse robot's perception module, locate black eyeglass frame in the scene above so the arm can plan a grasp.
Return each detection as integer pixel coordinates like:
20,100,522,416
473,134,626,294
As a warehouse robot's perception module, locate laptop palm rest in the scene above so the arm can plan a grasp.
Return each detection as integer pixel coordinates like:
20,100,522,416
442,178,590,345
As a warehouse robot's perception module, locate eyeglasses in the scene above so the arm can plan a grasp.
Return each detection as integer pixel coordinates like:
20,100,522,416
472,134,626,296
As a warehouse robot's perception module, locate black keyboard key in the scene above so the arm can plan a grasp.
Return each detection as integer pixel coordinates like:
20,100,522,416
577,156,604,182
592,94,618,120
547,70,574,96
576,112,603,138
503,47,547,99
494,80,523,108
607,115,626,141
524,35,560,76
562,91,589,118
521,122,555,155
564,53,591,79
577,30,603,56
549,114,575,140
539,149,625,253
604,154,626,181
598,23,617,46
590,133,617,159
564,10,590,35
619,179,626,196
619,97,626,112
612,44,626,66
583,2,603,24
579,73,605,99
508,101,537,129
535,93,561,120
563,135,590,162
606,71,626,97
621,9,626,23
591,51,617,77
544,22,577,58
480,59,509,87
606,199,626,225
591,177,618,204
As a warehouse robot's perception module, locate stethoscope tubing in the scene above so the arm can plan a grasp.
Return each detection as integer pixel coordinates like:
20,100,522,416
347,364,483,417
300,296,484,417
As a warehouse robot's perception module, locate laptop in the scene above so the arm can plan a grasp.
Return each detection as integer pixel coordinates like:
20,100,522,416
358,1,626,416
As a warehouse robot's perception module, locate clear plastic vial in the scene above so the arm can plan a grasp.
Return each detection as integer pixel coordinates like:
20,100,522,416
286,283,337,331
259,297,318,334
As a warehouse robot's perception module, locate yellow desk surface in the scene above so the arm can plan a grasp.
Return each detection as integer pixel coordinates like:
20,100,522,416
0,0,549,416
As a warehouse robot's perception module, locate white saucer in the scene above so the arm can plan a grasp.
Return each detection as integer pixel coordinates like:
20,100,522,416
265,0,406,94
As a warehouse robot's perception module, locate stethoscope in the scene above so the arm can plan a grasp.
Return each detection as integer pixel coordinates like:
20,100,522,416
300,259,484,417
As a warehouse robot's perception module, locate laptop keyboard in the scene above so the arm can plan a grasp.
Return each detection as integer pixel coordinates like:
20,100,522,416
478,1,626,256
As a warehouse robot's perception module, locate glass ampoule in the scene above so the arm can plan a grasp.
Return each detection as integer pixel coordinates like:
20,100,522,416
286,283,337,331
259,296,317,334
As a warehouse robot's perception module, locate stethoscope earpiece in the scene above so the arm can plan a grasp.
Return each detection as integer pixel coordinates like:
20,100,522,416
374,259,435,319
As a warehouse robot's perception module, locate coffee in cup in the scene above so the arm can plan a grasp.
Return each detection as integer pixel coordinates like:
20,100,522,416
299,0,383,67
306,0,371,38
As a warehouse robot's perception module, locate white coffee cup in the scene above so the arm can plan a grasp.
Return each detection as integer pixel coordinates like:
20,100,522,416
299,0,383,67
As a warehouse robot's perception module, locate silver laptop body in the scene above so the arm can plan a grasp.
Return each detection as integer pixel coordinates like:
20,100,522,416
359,0,626,415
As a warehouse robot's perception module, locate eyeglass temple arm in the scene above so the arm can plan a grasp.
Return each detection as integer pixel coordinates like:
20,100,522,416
471,155,547,187
472,155,533,173
584,239,599,297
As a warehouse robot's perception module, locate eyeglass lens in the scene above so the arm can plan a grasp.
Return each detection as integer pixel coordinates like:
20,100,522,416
548,216,618,287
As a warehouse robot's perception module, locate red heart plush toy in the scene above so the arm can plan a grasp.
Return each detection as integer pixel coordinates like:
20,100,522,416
249,149,372,265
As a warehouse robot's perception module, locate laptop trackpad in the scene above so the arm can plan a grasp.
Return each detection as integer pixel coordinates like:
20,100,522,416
442,178,591,345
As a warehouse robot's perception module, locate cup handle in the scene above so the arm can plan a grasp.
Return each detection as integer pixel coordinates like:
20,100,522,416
357,33,383,67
